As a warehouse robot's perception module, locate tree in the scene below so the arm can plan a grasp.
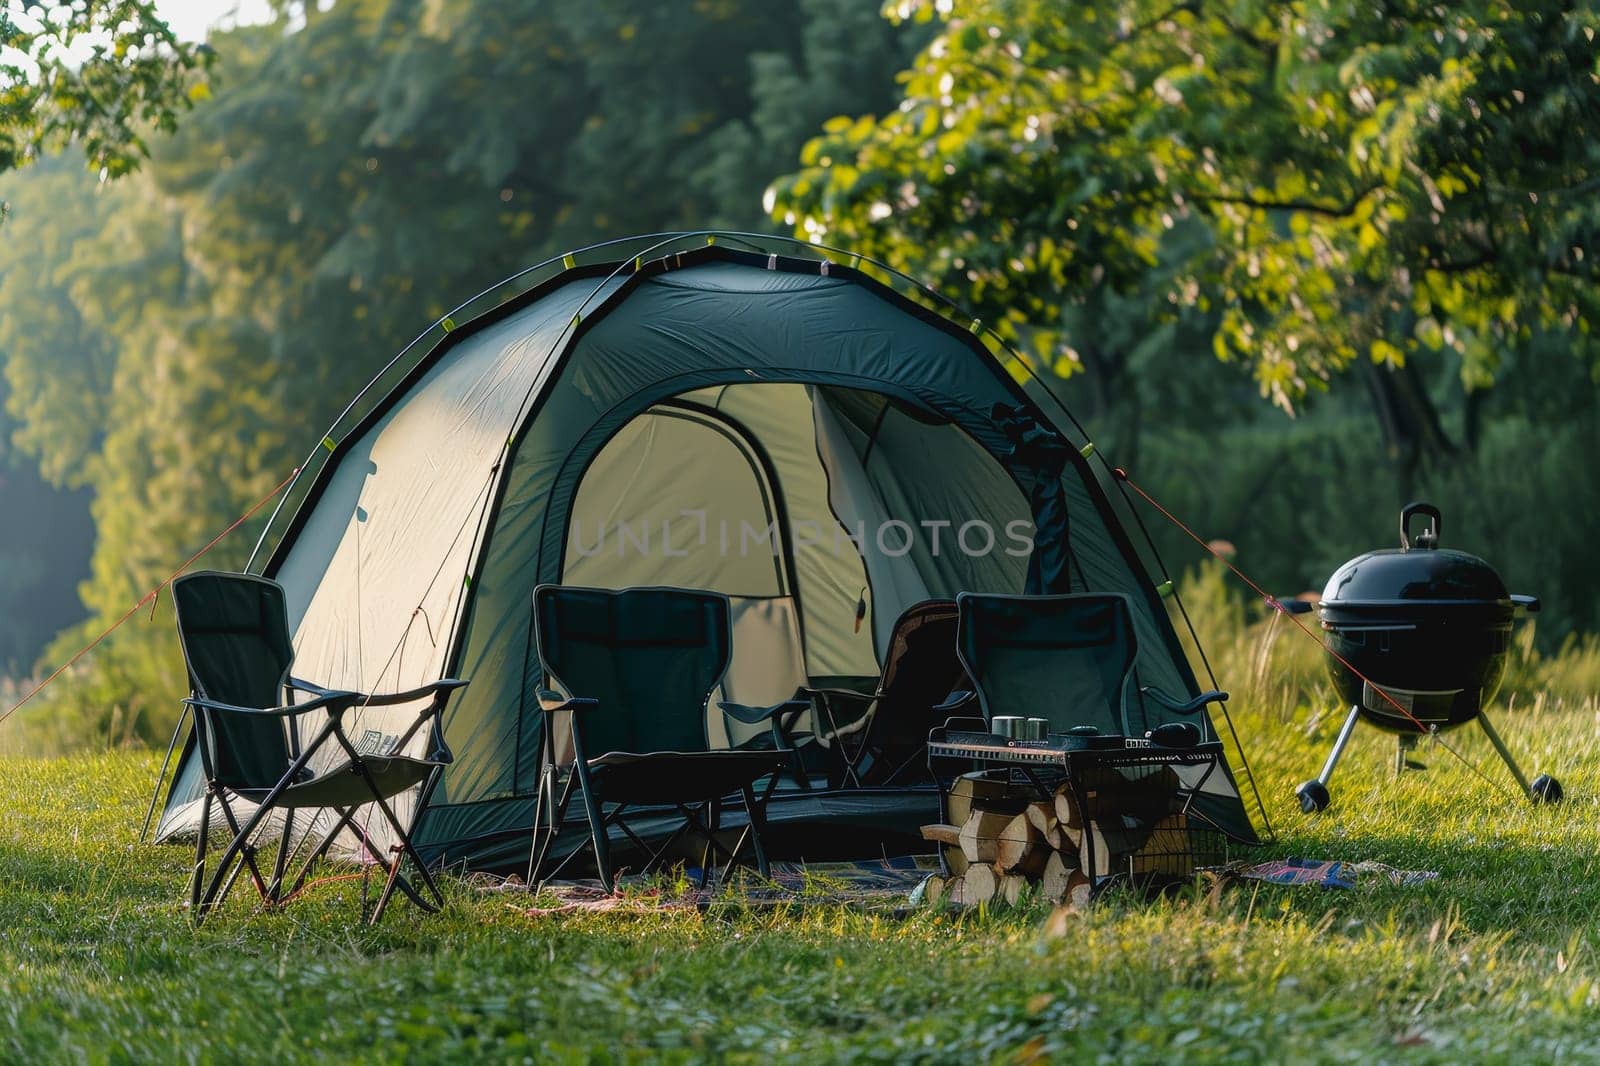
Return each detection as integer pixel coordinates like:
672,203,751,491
0,0,208,710
0,0,212,190
0,0,919,748
770,0,1600,487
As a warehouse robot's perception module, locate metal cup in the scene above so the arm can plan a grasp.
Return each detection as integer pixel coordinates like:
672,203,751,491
992,715,1024,738
1025,717,1049,741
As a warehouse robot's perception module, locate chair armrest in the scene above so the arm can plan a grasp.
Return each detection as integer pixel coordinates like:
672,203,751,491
1140,686,1229,716
932,690,976,714
800,686,875,708
719,698,809,727
536,688,600,712
355,678,469,707
287,676,339,697
185,690,360,719
286,672,355,697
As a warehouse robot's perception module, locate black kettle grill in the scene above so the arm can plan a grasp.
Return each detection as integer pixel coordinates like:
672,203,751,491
1294,503,1562,813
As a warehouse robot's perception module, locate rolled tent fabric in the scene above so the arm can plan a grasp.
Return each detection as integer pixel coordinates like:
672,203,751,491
992,404,1074,596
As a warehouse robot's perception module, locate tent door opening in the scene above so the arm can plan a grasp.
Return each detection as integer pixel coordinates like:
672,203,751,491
562,387,881,749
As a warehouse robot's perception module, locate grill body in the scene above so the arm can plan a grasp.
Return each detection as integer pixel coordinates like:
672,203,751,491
1316,502,1533,732
1295,502,1557,813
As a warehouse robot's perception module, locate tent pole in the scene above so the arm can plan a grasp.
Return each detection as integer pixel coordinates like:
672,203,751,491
139,703,190,843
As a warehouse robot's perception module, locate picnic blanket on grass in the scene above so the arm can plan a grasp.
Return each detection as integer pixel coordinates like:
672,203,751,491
1234,857,1439,888
473,855,941,915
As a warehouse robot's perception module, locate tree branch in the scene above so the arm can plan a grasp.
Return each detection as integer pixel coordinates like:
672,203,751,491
1427,254,1494,273
1196,182,1384,218
1118,1,1201,42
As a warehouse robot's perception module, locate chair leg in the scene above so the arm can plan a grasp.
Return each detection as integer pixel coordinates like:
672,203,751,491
526,763,553,887
739,783,771,879
769,720,811,792
671,800,750,889
284,806,358,900
350,773,448,917
195,792,287,921
213,849,255,915
209,792,270,901
527,764,570,888
367,801,446,910
529,772,579,890
829,722,870,790
708,785,772,887
617,809,694,877
268,808,296,903
194,722,338,923
699,798,722,889
570,759,614,893
369,842,438,926
369,853,402,925
195,795,262,922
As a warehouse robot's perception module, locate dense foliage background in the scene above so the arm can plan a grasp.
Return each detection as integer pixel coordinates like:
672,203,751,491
0,0,1595,750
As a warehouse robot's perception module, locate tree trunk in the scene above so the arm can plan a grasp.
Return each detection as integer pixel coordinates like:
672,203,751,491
1363,359,1457,499
1462,385,1487,454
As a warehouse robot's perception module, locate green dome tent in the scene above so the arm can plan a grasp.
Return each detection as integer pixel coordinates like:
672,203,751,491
153,233,1265,870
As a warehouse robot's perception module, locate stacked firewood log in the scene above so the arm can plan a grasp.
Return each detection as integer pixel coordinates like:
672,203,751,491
921,771,1191,907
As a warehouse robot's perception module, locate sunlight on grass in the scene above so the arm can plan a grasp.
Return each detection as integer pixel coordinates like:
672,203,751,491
0,587,1597,1059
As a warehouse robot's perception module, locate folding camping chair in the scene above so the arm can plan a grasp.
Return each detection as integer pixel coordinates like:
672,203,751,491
794,599,968,787
526,585,791,892
945,592,1227,734
171,570,467,925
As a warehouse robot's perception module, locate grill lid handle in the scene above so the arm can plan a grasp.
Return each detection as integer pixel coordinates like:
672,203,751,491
1400,501,1442,550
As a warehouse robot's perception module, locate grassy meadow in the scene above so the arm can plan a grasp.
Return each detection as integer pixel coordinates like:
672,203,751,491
1,565,1599,1062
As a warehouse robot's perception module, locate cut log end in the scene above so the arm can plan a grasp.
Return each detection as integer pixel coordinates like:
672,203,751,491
1040,850,1073,903
961,862,999,905
994,811,1041,872
959,809,1014,865
1065,869,1092,908
1054,786,1083,831
1079,822,1113,880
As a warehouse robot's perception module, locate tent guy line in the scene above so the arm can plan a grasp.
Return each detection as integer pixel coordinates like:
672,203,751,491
3,465,303,728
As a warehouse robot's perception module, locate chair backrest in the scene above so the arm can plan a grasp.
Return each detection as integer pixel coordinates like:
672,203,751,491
533,585,732,757
869,599,966,745
171,571,296,789
955,593,1138,735
715,596,808,748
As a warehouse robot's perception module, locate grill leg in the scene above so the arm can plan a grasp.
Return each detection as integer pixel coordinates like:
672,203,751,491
1296,705,1361,813
1475,712,1534,798
1394,734,1418,776
1318,705,1362,786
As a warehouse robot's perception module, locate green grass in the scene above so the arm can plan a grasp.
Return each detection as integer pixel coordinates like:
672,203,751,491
3,578,1600,1063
